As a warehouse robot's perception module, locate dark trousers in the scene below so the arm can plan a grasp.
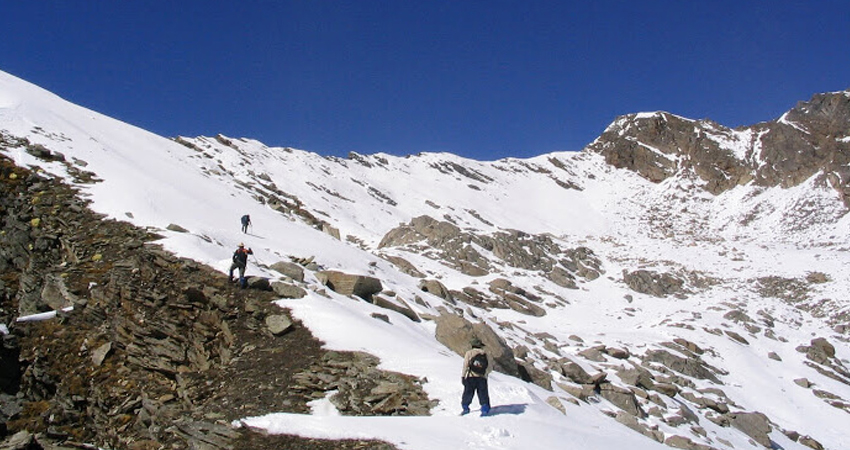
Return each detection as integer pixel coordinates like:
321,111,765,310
461,376,490,408
229,262,247,287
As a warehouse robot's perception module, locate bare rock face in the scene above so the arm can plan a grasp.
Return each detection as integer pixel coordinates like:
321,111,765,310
586,90,850,203
587,112,752,190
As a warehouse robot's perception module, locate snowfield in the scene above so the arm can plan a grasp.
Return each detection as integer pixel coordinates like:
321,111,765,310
2,69,849,450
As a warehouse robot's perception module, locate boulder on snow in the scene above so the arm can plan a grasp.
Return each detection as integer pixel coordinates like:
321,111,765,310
372,295,421,322
418,279,454,303
517,361,553,390
269,261,305,282
728,411,772,448
270,281,307,299
316,270,382,301
434,310,518,377
166,223,189,233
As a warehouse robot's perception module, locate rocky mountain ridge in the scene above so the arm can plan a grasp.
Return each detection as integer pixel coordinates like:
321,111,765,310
1,69,849,450
587,90,850,202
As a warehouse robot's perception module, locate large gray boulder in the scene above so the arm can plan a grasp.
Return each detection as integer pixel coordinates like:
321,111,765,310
729,411,772,448
599,382,645,418
269,261,305,282
270,281,307,299
316,270,382,301
807,337,836,363
418,279,454,303
372,295,421,322
434,311,518,377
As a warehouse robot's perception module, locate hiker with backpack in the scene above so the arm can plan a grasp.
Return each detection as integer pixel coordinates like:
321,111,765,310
241,214,251,234
228,243,253,288
461,337,492,416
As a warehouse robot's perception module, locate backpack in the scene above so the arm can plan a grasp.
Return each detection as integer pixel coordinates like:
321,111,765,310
469,352,488,375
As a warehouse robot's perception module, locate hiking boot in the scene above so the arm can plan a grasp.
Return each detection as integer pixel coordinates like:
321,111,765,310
460,405,470,416
480,405,491,416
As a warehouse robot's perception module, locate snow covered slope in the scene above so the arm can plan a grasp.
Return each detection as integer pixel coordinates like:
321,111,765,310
2,69,849,450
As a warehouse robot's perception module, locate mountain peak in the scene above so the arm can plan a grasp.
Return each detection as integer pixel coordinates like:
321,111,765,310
587,90,850,202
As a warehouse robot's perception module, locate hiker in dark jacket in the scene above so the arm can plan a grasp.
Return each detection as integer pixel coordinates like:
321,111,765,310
241,214,251,234
461,337,492,416
228,243,253,288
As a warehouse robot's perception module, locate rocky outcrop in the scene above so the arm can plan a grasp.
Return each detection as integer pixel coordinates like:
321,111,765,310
586,90,850,203
623,269,686,298
379,216,604,282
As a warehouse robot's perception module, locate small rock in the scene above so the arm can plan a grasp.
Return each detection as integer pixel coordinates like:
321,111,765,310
546,396,567,415
166,223,189,233
605,347,630,359
724,330,749,345
578,347,606,362
91,342,112,366
371,313,390,323
653,382,680,397
799,435,824,450
794,378,812,388
265,315,294,336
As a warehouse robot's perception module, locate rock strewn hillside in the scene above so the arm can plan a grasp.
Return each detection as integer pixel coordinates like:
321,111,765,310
0,149,419,449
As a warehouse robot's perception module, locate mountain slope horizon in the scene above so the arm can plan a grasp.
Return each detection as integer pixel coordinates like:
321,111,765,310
1,69,849,450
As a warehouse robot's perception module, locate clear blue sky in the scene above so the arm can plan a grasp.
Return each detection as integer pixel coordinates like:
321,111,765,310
3,1,848,159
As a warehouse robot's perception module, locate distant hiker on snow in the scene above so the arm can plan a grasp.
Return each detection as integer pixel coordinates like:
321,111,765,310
229,243,253,288
241,214,251,233
461,337,492,416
